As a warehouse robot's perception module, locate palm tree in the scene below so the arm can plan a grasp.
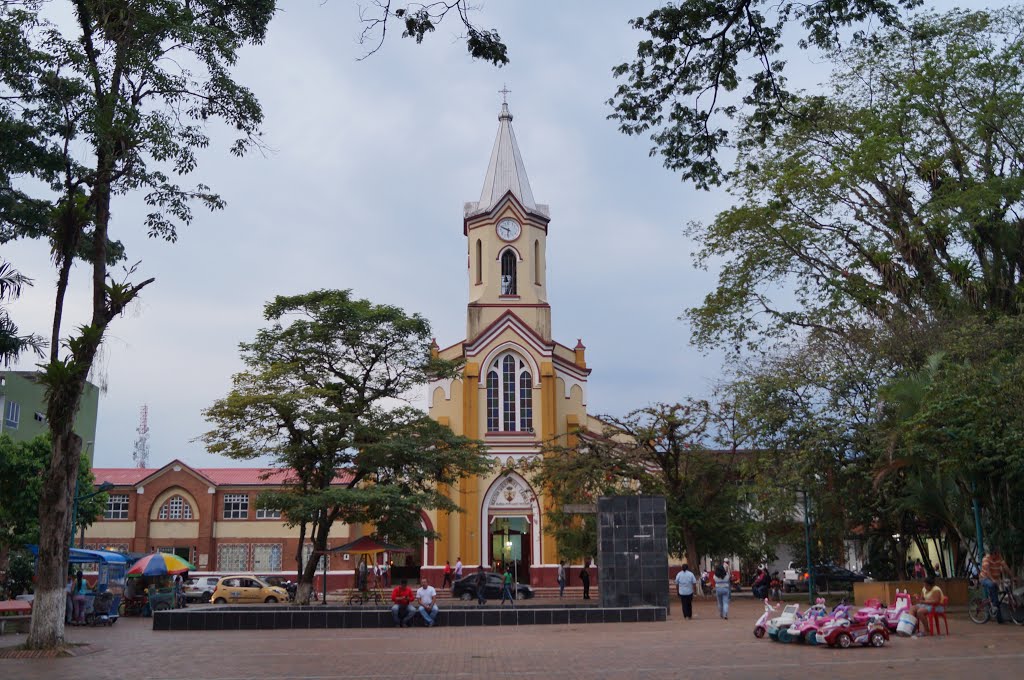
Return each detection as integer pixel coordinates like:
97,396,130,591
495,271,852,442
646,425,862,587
0,258,45,365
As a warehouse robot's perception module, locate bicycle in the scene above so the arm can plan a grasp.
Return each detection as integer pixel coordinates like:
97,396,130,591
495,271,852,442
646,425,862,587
969,579,1024,625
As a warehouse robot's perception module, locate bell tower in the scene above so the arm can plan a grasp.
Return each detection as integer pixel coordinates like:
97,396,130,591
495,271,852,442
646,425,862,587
463,100,551,342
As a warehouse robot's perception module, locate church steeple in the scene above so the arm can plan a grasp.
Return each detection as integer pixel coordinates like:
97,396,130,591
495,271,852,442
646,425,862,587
465,101,549,219
463,98,551,343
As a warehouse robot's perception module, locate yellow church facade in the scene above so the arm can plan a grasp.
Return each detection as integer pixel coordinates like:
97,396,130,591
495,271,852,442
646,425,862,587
424,102,594,586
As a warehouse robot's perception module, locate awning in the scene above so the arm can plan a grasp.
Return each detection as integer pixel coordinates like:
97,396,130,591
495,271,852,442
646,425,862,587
327,536,412,555
25,545,128,565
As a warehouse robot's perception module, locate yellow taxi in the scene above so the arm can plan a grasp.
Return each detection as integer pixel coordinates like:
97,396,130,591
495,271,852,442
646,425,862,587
210,575,288,604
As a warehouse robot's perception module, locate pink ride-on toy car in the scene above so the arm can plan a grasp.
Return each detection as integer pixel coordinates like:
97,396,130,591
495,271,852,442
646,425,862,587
790,601,851,644
754,599,778,639
818,615,890,648
853,590,911,630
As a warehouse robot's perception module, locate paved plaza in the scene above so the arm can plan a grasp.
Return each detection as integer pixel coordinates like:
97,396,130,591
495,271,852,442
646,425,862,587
3,596,1023,679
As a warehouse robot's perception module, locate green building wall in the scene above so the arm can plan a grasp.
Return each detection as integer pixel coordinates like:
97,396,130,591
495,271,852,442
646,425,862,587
0,370,100,463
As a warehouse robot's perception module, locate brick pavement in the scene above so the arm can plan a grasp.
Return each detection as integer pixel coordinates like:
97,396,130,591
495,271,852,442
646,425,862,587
2,596,1023,679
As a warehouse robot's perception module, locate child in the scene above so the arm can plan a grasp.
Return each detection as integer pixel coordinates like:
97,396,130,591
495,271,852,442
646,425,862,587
769,571,783,601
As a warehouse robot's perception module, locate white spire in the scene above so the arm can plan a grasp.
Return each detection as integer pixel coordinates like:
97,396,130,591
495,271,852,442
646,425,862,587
466,101,548,219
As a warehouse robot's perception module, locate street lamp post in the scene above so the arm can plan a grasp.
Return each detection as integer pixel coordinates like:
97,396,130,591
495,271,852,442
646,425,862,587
803,490,814,605
71,480,114,550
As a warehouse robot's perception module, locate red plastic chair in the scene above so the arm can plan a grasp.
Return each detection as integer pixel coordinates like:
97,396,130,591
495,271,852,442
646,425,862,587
928,596,950,635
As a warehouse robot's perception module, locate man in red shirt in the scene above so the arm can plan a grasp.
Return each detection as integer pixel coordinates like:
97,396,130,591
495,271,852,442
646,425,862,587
391,579,416,627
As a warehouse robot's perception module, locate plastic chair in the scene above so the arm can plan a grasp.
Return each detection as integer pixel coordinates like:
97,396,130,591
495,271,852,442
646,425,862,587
928,596,950,635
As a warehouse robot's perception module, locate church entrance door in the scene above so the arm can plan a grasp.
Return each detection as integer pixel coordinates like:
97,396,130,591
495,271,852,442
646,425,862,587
488,516,531,584
482,471,541,585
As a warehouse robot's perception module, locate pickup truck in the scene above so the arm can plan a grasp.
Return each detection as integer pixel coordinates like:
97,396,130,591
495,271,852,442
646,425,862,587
782,562,870,592
782,563,804,592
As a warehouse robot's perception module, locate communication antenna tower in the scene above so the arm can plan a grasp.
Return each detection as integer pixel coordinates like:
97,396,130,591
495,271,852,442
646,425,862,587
133,404,150,468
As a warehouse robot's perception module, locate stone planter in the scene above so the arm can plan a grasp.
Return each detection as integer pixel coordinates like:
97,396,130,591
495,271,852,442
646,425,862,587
853,579,969,606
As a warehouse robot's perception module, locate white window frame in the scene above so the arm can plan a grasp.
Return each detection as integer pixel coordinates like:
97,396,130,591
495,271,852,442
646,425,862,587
158,495,193,520
104,494,130,520
485,352,534,432
252,543,283,572
302,544,328,572
255,506,282,520
223,493,249,519
217,544,249,572
4,401,19,429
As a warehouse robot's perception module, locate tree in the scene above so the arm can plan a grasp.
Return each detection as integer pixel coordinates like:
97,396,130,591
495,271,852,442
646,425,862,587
357,0,508,65
1,0,277,649
528,400,760,569
726,330,904,568
608,0,926,188
881,317,1024,572
201,290,492,604
0,258,44,364
683,8,1024,351
0,434,104,552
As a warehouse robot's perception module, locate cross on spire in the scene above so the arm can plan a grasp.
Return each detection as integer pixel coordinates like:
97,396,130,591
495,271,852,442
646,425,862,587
499,84,511,104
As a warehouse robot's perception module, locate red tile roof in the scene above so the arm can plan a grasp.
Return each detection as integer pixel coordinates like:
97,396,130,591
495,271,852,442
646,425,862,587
93,465,353,487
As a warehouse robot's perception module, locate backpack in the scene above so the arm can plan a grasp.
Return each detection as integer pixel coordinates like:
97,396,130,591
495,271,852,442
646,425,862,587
714,564,727,580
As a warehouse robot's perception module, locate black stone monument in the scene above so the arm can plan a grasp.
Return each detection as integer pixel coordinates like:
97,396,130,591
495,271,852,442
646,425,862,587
597,495,669,609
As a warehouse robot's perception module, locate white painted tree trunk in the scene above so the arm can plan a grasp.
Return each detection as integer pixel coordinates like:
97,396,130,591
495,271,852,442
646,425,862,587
25,431,80,649
296,582,313,606
28,588,67,648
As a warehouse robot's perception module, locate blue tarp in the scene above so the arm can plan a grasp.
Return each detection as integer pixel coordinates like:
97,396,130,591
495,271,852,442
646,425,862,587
25,545,128,564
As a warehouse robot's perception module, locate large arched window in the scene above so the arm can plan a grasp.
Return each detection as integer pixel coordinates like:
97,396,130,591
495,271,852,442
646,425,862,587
157,495,193,520
486,352,534,432
500,250,517,295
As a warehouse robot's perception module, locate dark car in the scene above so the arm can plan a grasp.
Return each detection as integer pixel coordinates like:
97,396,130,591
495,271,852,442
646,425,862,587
792,564,870,591
451,573,534,600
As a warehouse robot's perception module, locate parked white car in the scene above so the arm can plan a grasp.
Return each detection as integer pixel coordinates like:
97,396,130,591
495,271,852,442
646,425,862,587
183,575,221,602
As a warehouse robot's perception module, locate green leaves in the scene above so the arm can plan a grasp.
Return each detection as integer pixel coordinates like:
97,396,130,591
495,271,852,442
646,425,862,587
609,1,920,189
0,434,102,549
202,291,492,581
528,399,759,565
360,2,508,66
0,258,45,364
686,8,1024,351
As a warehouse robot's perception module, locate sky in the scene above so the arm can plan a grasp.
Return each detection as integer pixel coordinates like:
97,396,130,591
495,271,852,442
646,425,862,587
4,1,999,469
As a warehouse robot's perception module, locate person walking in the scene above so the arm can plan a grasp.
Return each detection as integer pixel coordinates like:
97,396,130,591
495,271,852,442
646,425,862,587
454,557,464,581
475,564,488,606
442,561,453,588
714,559,732,620
674,564,698,620
500,567,516,607
557,560,566,598
579,560,591,600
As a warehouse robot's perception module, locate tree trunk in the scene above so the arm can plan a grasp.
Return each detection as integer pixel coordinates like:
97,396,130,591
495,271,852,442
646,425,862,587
296,518,331,605
25,432,82,649
683,528,699,575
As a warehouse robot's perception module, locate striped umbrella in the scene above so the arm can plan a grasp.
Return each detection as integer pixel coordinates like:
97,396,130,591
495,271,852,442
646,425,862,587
126,552,195,577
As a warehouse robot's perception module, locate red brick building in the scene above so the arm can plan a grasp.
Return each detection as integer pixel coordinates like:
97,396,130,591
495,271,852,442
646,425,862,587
82,460,365,584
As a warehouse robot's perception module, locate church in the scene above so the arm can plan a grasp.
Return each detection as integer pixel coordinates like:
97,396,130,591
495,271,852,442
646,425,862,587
424,100,601,586
82,102,602,590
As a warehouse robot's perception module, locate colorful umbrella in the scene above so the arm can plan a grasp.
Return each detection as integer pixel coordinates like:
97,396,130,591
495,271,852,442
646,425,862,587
126,552,195,577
